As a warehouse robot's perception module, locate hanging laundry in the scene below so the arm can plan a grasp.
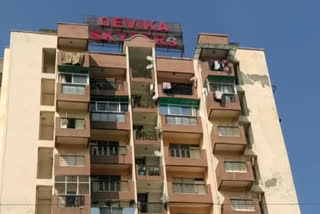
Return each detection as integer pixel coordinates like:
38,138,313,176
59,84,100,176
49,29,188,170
214,60,221,70
61,52,84,65
214,91,224,100
163,82,172,90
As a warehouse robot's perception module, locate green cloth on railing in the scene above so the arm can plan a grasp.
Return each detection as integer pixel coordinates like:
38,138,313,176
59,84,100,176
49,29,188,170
159,97,200,108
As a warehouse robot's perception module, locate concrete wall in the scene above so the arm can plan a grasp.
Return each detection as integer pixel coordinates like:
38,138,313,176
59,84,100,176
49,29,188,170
235,48,300,214
0,32,57,214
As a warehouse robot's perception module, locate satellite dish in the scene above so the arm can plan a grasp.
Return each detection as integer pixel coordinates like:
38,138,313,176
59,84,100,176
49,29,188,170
146,56,153,61
146,64,153,70
154,150,162,157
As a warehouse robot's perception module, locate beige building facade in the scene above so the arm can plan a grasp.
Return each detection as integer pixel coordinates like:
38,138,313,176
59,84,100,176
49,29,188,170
0,22,300,214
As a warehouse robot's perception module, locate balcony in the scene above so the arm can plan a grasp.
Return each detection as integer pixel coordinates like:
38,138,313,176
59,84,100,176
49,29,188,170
164,146,207,169
91,180,135,201
167,182,212,204
91,146,133,165
136,165,164,182
161,115,202,135
200,61,235,83
158,82,198,100
138,202,164,214
91,112,130,131
91,80,129,97
54,154,90,175
211,125,247,154
55,116,90,145
206,92,241,121
132,96,157,113
57,23,88,50
134,130,160,147
52,194,90,214
130,67,154,83
216,160,255,191
90,52,126,69
56,83,90,111
221,197,261,214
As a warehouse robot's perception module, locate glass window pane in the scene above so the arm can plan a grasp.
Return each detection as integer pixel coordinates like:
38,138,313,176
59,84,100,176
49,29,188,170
79,183,89,194
55,183,65,194
97,103,107,111
169,106,180,115
73,75,87,84
160,106,168,115
55,176,65,182
120,103,128,112
66,183,77,194
67,176,77,182
180,107,192,116
107,103,119,112
79,176,89,182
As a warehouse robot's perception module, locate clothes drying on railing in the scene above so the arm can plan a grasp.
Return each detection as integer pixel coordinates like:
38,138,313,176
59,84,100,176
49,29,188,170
214,91,224,100
61,52,85,65
162,82,172,90
209,59,229,71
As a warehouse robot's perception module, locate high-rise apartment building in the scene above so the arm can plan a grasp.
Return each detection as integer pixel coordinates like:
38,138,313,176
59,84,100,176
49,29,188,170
0,18,300,214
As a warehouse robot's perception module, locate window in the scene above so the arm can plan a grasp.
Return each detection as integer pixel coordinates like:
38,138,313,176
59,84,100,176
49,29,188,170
59,155,85,167
90,141,127,156
172,178,206,194
91,101,128,113
60,118,85,129
231,199,255,211
206,79,236,103
59,73,89,85
218,126,241,137
224,161,248,173
91,176,122,192
54,175,89,195
160,105,197,117
169,144,200,159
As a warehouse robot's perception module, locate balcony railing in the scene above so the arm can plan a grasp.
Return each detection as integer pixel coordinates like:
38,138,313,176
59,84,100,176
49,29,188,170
91,112,126,122
59,155,85,167
230,199,255,211
135,130,158,141
57,195,85,208
166,115,198,126
92,181,130,193
137,165,161,176
60,118,86,129
172,183,207,194
61,83,86,95
139,202,163,213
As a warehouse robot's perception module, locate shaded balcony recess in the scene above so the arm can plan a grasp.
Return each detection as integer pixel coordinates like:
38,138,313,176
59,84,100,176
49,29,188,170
135,130,158,141
91,80,123,91
138,202,163,214
137,165,161,176
132,96,156,108
162,82,193,96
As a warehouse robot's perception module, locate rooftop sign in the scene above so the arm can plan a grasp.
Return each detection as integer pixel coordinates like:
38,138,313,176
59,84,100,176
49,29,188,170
84,16,184,50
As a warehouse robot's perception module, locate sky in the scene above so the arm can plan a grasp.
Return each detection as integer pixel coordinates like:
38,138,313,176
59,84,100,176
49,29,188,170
0,0,319,213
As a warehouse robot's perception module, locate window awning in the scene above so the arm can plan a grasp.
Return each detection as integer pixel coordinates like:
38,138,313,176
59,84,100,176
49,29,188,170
159,97,200,108
207,75,235,83
58,65,89,73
